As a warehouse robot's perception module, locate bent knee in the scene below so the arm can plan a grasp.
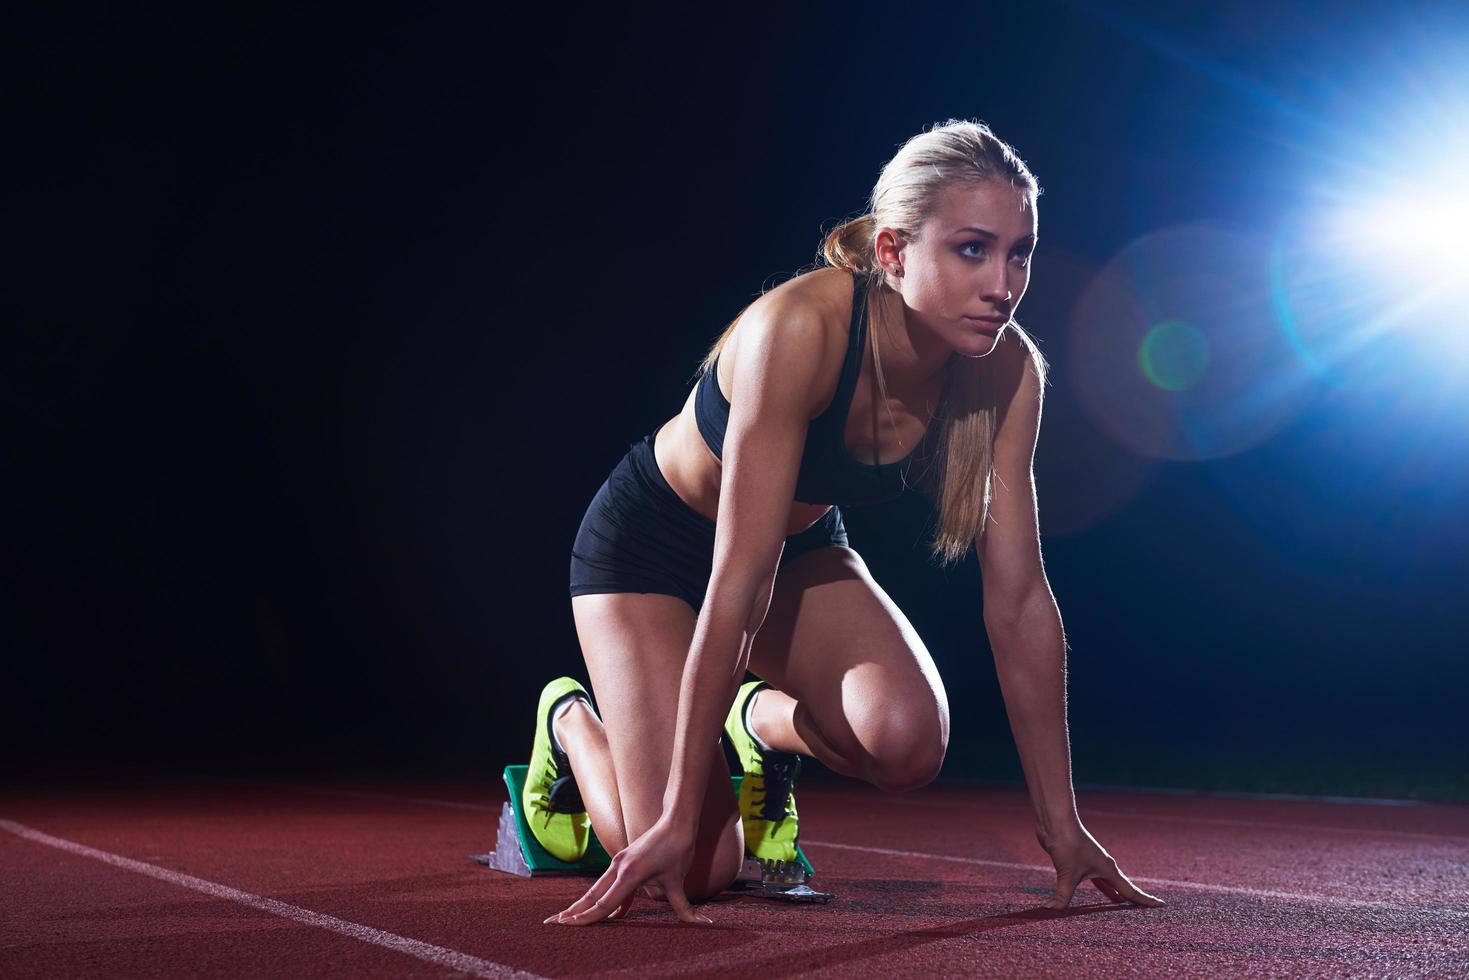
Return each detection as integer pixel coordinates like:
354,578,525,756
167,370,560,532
842,674,951,796
866,726,948,795
681,820,744,902
684,869,737,903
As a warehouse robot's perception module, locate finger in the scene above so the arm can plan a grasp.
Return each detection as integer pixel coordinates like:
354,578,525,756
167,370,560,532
1106,869,1166,907
544,863,621,924
664,880,713,926
1089,876,1124,902
1046,875,1080,910
607,892,636,921
545,875,613,923
558,873,637,927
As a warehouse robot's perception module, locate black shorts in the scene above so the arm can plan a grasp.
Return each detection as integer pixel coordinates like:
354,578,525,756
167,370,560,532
569,429,849,612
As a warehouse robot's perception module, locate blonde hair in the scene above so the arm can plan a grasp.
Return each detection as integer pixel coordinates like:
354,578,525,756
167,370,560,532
696,119,1048,566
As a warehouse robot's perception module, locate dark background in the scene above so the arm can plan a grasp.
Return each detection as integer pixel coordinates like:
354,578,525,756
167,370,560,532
7,2,1466,800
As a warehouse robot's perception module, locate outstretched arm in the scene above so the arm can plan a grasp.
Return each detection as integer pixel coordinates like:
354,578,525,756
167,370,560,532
660,303,829,831
548,297,833,926
977,332,1164,910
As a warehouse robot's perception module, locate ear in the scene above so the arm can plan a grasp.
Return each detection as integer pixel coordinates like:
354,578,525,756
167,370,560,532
873,226,906,268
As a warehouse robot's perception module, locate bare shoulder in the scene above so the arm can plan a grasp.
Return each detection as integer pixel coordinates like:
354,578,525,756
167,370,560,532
779,265,858,313
989,322,1040,375
987,323,1045,425
736,266,851,348
719,266,854,420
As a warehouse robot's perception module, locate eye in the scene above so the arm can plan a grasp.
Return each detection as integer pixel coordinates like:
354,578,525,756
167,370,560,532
959,241,987,259
1010,251,1033,269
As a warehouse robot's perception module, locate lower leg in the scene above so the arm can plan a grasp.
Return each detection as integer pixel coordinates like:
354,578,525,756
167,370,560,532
553,700,629,855
559,702,739,903
747,687,868,781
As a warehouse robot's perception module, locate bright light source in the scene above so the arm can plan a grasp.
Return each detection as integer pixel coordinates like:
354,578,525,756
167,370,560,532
1325,177,1469,286
1273,124,1469,387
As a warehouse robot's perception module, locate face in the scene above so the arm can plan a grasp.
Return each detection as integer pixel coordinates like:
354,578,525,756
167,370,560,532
876,181,1037,358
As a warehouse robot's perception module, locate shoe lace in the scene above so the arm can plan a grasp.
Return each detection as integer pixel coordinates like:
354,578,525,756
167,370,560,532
546,771,585,814
755,751,800,823
532,695,588,816
535,748,585,815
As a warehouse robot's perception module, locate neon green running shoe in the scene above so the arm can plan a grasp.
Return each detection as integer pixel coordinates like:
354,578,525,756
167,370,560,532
724,680,800,864
523,677,593,863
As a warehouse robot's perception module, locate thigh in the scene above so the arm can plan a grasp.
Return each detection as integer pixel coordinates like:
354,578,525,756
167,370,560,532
748,546,951,788
570,591,743,900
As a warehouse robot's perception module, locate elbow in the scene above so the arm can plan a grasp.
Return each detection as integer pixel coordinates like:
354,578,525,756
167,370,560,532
707,562,780,636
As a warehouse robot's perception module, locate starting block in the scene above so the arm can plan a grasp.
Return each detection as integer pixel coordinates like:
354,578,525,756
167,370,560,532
475,765,831,904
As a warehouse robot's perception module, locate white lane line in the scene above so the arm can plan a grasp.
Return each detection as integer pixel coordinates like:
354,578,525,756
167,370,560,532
874,796,1469,843
0,819,546,980
245,783,1469,918
256,782,1469,845
802,839,1469,920
1076,783,1428,807
1079,808,1469,844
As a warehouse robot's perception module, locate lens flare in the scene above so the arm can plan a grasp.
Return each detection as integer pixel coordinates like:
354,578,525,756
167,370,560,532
1139,319,1211,392
1014,247,1159,537
1068,225,1319,462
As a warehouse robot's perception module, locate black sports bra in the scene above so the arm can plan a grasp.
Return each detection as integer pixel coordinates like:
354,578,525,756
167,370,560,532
693,272,923,506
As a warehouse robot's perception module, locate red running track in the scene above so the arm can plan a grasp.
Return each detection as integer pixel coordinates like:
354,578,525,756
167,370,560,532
3,777,1466,978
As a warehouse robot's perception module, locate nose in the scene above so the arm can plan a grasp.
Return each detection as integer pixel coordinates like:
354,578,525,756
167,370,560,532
981,267,1012,309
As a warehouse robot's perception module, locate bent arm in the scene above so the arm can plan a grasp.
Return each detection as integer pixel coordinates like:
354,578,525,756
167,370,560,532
976,335,1081,839
659,302,830,831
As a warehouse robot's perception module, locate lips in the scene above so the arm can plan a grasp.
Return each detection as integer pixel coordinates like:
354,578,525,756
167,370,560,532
965,315,1007,324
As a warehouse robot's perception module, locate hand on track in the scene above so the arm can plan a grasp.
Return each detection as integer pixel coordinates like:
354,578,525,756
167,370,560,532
1036,820,1165,909
543,818,711,926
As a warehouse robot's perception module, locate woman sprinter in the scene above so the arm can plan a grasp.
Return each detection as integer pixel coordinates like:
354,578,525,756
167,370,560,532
523,119,1164,925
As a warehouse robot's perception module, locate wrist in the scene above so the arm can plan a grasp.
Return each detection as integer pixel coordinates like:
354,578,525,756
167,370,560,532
1034,807,1082,841
655,816,699,850
656,802,700,841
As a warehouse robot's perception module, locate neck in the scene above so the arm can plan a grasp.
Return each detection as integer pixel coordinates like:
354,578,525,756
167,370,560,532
868,285,954,408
